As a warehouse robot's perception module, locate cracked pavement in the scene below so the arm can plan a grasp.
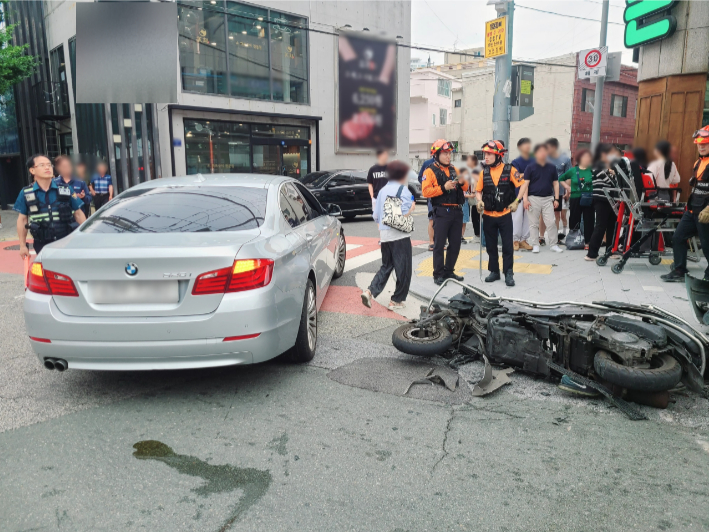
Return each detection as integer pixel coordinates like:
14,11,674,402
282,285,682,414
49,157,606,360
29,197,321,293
0,215,708,531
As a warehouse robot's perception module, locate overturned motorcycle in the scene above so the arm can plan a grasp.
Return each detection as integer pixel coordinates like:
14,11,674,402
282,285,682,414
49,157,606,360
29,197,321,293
392,279,708,418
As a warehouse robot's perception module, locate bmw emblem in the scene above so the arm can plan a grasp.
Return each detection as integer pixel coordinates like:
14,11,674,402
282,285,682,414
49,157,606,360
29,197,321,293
125,263,138,276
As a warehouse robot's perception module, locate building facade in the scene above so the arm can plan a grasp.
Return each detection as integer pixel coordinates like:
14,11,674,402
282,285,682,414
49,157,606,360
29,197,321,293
453,53,639,161
1,0,411,205
570,64,639,154
409,69,460,161
631,0,708,199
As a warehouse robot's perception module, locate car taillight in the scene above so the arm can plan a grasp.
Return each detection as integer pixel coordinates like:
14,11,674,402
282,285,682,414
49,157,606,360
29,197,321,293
27,263,79,297
192,259,274,295
28,262,51,295
227,259,273,293
45,269,79,297
192,267,232,295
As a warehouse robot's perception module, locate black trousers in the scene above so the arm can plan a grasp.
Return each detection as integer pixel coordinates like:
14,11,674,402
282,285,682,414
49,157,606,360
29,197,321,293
483,212,513,273
93,193,110,210
587,199,617,259
368,237,412,302
81,203,91,218
568,197,595,244
672,210,709,278
32,240,48,254
469,203,480,236
432,206,463,278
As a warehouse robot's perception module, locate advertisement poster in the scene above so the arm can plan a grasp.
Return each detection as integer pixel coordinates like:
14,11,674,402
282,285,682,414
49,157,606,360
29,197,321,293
337,34,397,151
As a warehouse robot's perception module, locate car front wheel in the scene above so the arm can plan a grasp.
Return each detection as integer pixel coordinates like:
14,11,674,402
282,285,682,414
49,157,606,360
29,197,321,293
332,232,346,279
286,279,317,363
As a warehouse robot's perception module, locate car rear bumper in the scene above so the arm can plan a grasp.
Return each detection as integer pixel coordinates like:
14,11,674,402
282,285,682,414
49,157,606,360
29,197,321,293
23,284,303,370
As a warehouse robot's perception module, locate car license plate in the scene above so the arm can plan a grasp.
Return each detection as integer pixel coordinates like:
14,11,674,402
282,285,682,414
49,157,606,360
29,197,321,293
89,281,179,304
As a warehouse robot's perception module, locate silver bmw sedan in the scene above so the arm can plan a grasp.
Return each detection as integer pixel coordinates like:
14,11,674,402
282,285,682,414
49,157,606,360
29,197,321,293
23,174,346,371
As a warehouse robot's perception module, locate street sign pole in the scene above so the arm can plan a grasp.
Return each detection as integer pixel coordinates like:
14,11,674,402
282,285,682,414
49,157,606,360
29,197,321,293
492,0,514,161
591,0,609,152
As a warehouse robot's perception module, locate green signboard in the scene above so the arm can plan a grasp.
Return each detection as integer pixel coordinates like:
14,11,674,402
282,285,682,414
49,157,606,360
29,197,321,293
624,0,679,48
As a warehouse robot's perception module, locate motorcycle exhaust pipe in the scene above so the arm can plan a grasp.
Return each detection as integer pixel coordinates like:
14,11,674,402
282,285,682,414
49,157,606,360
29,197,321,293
53,359,68,372
43,358,56,370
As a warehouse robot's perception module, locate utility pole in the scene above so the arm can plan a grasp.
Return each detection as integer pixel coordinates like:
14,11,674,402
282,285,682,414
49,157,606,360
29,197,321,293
591,0,609,151
492,0,514,161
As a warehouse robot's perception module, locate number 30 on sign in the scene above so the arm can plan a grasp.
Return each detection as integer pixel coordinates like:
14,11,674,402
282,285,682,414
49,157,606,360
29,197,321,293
578,46,608,79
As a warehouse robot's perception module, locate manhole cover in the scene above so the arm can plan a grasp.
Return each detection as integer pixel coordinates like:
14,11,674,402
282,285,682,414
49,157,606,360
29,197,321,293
3,243,33,251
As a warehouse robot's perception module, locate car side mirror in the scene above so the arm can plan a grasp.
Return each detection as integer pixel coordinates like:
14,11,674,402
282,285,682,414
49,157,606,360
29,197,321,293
327,203,342,217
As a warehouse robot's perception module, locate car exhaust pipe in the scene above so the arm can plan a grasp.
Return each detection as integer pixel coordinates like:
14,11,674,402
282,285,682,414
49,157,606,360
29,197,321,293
54,359,68,372
43,358,56,370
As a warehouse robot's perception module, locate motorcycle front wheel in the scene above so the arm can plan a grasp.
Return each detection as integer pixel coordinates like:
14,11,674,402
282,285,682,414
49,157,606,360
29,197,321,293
392,323,453,357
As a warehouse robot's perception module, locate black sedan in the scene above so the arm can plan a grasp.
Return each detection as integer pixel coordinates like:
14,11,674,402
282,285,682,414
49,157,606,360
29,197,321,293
298,169,372,219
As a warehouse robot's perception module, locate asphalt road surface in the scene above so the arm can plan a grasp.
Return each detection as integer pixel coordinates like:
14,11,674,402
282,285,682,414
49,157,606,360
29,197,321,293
1,207,708,532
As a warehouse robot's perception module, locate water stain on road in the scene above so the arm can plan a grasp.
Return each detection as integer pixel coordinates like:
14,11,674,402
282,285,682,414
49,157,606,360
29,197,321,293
132,440,272,531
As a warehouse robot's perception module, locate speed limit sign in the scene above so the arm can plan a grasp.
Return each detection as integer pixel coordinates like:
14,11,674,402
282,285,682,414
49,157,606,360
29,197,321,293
578,46,608,79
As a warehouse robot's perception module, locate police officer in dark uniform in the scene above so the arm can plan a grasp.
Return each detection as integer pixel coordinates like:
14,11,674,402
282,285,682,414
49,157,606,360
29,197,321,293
54,155,92,218
422,139,470,285
14,154,86,259
661,125,709,282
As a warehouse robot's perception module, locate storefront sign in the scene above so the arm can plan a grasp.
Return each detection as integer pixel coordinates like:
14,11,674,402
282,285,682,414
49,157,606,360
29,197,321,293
337,34,397,151
484,16,507,58
623,0,678,48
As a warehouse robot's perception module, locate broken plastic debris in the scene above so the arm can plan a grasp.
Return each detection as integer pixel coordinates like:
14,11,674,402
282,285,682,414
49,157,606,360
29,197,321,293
470,355,514,397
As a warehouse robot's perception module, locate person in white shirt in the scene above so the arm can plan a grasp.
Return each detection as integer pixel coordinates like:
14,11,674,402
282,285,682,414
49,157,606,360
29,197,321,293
361,160,415,311
647,141,681,202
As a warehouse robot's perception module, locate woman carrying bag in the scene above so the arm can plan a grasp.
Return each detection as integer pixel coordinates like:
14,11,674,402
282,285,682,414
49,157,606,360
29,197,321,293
361,160,415,311
559,149,594,248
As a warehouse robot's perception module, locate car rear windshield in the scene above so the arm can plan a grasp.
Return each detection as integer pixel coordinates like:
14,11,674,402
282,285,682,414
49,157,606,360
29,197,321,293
81,186,267,233
299,171,333,189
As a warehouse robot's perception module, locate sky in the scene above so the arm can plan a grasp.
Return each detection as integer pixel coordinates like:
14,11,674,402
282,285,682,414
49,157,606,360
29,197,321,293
410,0,634,67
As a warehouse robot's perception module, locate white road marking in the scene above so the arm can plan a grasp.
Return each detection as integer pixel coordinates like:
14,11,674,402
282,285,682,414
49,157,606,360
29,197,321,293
343,249,384,273
642,286,664,292
345,244,362,251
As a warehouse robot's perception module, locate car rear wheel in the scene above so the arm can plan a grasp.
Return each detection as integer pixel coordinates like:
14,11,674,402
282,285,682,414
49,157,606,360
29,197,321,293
332,232,346,279
286,279,317,363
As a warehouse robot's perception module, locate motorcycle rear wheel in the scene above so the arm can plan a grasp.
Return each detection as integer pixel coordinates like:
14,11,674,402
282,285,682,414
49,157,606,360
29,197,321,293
594,350,682,393
392,323,453,357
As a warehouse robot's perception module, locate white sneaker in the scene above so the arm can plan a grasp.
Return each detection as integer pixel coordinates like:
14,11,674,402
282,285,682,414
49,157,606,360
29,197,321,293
550,245,564,253
532,245,540,253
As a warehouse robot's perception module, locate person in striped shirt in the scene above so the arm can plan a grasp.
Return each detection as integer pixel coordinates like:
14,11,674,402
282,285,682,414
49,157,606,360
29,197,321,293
89,161,113,211
586,144,618,261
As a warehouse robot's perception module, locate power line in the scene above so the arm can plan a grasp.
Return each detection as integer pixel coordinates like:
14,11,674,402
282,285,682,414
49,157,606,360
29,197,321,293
516,4,625,25
424,0,458,40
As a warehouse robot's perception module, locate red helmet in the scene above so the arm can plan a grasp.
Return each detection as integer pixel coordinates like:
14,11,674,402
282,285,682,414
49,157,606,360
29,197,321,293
430,139,455,156
481,140,507,155
693,125,709,145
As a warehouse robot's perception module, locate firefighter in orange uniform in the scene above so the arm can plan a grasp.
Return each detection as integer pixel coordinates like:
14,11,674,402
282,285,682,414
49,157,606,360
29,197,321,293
475,140,529,287
661,125,709,282
422,139,469,285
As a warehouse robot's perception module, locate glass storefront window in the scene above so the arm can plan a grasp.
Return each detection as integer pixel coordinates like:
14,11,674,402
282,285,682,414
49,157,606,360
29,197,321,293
270,11,308,103
184,118,310,176
184,119,250,174
179,3,228,95
177,2,308,103
227,3,270,100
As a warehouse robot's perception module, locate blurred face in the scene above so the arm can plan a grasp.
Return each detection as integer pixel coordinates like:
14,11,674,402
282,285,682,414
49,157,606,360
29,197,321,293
600,151,610,164
698,143,709,157
653,148,662,160
377,151,389,165
56,159,72,178
518,142,531,158
459,169,470,181
534,147,548,165
483,152,496,165
29,156,54,181
467,157,478,169
438,150,452,165
579,153,592,168
98,163,108,176
547,144,558,157
75,163,86,178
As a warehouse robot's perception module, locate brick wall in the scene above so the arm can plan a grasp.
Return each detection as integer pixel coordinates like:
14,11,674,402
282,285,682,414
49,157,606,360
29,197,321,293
570,65,639,160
